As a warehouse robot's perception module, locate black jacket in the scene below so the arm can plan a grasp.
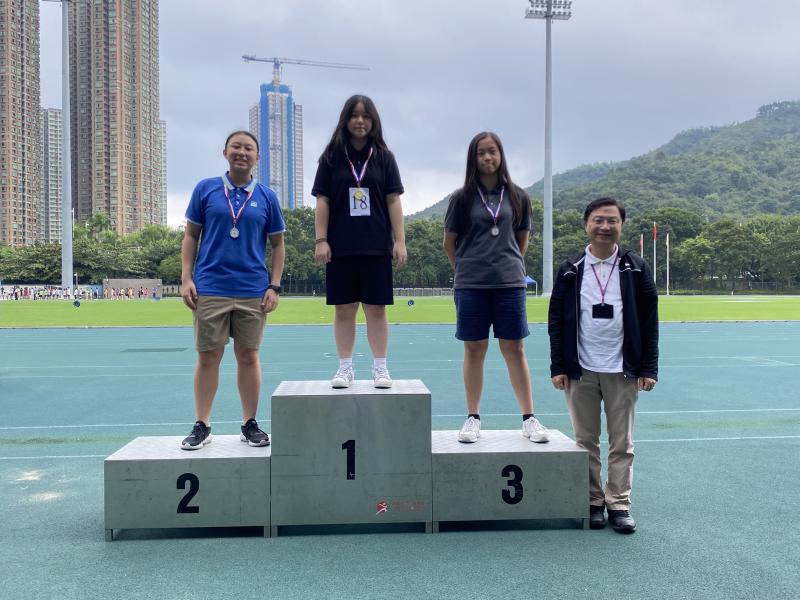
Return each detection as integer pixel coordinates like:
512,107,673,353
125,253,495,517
548,247,659,381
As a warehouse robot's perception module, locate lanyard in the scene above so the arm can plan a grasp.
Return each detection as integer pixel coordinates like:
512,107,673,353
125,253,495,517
344,146,374,187
221,174,256,227
477,185,505,226
590,253,619,305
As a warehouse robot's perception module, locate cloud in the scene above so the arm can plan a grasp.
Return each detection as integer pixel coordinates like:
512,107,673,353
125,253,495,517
39,0,800,218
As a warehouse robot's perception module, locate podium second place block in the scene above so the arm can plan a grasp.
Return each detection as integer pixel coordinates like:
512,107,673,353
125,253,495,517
270,380,432,529
104,435,270,540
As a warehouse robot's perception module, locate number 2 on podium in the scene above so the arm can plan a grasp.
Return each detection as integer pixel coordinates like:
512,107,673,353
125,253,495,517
177,472,200,513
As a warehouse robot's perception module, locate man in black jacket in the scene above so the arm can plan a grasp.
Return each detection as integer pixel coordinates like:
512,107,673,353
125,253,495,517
548,197,658,534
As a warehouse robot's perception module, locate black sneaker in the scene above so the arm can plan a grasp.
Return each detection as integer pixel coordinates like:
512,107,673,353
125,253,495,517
608,509,636,534
590,504,607,529
240,418,270,447
181,421,212,450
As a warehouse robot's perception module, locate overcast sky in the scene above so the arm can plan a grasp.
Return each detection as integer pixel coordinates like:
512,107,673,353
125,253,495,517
39,0,800,226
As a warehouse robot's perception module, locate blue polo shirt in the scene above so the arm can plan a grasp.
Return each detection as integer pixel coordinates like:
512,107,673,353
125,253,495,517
185,174,285,297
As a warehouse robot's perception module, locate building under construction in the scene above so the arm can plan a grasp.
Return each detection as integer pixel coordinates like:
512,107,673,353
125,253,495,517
249,81,304,210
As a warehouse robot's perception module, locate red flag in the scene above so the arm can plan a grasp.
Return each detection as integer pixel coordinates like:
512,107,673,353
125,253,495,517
653,222,657,241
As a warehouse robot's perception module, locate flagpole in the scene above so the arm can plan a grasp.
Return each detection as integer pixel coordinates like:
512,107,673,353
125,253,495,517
653,222,657,287
666,232,670,296
639,233,643,257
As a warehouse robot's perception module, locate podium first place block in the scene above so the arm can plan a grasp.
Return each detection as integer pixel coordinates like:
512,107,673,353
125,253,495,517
104,435,270,540
432,429,589,529
270,380,432,532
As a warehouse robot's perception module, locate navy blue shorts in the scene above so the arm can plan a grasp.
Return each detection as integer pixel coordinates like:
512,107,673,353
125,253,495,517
454,287,530,341
326,255,394,306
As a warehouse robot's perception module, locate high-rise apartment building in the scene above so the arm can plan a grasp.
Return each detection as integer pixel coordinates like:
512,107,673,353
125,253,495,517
249,81,303,209
41,108,63,243
68,0,163,235
0,0,41,247
158,119,166,226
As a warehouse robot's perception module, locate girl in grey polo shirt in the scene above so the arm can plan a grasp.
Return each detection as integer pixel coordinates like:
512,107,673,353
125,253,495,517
443,132,549,444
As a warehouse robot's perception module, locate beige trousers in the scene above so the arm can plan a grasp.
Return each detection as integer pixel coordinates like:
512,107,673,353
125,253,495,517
564,369,639,511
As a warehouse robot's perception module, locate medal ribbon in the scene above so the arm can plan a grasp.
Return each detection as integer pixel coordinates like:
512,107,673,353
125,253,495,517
345,146,374,186
477,185,505,227
590,252,619,305
221,174,256,228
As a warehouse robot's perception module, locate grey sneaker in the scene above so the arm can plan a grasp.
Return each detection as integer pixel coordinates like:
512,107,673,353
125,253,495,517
181,421,212,450
458,416,481,443
522,416,549,443
331,364,354,388
373,365,393,388
240,418,270,447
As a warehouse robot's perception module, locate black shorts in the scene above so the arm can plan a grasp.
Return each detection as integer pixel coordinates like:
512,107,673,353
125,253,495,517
326,255,394,306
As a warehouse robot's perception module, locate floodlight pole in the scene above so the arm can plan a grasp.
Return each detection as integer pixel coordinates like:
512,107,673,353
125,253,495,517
44,0,73,289
61,0,73,291
526,0,571,296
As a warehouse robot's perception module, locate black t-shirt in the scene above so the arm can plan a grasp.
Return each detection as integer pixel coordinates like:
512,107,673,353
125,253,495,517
312,142,404,256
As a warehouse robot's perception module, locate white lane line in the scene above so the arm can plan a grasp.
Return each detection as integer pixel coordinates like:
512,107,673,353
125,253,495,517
0,420,248,430
0,455,106,460
635,435,800,443
1,435,798,461
5,363,800,379
433,408,800,417
1,408,797,431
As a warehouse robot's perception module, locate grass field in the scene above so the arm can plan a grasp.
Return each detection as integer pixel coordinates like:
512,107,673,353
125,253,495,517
0,294,798,327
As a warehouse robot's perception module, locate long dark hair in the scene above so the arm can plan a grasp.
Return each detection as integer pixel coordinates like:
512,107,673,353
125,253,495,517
450,132,525,230
319,94,389,164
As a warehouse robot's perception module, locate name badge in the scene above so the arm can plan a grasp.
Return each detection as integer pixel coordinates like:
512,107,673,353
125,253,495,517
592,303,614,319
349,187,370,216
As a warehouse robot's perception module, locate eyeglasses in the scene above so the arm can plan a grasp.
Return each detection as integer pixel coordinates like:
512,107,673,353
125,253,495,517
590,217,621,226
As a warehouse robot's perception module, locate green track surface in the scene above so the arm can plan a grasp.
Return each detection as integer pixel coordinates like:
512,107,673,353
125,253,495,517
1,322,798,599
1,294,799,327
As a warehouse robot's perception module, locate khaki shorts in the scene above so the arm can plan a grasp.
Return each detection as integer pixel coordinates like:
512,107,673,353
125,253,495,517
193,295,265,352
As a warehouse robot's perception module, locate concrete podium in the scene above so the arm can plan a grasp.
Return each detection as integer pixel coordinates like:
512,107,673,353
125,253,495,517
431,429,588,530
104,435,270,540
269,380,432,535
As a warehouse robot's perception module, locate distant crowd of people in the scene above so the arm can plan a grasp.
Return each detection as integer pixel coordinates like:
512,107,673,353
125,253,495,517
0,286,95,301
103,286,161,300
0,285,161,301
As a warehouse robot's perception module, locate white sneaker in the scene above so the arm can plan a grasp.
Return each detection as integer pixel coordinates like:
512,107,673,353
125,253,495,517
522,416,549,443
458,416,481,443
373,365,393,388
331,365,354,388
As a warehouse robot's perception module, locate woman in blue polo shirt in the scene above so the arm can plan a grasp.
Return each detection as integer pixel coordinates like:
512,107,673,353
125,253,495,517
443,132,549,444
312,95,407,389
180,130,286,450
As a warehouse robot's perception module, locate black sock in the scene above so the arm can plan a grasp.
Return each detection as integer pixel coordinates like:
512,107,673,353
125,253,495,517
522,413,534,421
468,413,480,420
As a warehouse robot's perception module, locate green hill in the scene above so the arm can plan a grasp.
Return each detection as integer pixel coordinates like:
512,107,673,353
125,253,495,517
409,100,800,220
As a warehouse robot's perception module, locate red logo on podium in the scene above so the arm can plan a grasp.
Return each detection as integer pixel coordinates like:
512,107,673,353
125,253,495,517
376,501,388,515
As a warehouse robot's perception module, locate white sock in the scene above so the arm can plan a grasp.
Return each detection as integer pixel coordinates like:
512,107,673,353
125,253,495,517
339,357,353,368
373,357,387,370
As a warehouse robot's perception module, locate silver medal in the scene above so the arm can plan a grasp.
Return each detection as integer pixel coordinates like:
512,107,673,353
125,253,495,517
230,226,240,239
490,226,500,237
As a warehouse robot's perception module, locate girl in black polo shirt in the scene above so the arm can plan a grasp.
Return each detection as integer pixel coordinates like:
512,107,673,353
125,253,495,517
443,132,549,444
312,95,407,389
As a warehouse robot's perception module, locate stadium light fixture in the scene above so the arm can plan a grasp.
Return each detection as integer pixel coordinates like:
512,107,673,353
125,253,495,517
525,0,572,295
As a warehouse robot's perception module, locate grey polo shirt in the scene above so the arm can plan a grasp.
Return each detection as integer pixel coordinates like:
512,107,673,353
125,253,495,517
444,185,531,289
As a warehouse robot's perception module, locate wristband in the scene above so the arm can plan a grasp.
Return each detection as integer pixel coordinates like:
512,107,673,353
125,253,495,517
315,237,327,245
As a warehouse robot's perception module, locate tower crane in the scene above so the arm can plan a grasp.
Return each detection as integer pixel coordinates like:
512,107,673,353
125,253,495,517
242,55,370,84
241,56,368,210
